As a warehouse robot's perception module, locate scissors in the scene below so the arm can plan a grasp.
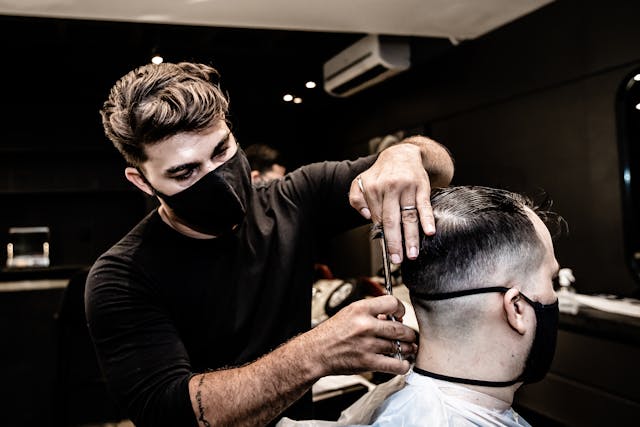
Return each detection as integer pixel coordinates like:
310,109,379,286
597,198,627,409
371,224,403,360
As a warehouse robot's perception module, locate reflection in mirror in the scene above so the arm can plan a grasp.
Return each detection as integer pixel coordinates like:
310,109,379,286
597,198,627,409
616,69,640,288
6,226,50,268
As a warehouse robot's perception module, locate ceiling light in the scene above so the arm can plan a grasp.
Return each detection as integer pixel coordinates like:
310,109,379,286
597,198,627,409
283,94,293,102
636,102,640,110
305,81,317,89
293,97,302,104
634,74,640,81
151,55,164,64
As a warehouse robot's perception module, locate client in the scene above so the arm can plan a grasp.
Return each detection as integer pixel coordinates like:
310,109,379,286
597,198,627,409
369,185,561,426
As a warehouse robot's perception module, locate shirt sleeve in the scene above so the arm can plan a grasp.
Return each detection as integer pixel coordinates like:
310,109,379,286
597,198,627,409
85,256,198,427
276,154,378,236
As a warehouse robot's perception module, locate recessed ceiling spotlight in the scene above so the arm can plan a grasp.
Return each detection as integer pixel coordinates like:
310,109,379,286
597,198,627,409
634,74,640,82
151,55,164,65
305,81,317,89
636,102,640,110
283,94,293,102
293,97,303,104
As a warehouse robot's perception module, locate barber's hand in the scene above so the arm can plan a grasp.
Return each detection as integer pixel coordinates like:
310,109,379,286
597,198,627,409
308,295,417,376
349,143,435,263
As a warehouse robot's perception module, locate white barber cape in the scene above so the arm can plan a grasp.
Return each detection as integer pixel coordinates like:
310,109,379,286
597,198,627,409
277,369,531,427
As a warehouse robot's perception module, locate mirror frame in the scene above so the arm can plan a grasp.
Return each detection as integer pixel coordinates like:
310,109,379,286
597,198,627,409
616,68,640,287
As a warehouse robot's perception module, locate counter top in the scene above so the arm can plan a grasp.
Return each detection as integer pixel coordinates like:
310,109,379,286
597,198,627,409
560,305,640,346
0,279,68,292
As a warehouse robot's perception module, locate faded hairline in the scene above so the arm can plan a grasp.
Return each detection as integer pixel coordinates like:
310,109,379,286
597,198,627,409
402,186,557,330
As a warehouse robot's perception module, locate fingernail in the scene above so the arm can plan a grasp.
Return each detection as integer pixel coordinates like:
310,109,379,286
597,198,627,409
409,246,418,258
361,208,371,219
426,223,435,235
391,254,401,264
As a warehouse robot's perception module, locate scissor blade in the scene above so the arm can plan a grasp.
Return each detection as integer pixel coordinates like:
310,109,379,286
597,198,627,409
370,224,393,295
379,231,394,296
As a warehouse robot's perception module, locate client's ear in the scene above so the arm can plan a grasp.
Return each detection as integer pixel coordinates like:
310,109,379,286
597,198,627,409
504,288,528,335
125,167,154,196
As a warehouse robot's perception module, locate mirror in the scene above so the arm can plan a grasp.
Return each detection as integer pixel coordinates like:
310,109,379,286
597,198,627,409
5,226,50,268
616,69,640,287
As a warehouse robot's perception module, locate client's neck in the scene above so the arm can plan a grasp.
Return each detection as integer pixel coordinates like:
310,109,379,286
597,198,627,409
414,333,519,408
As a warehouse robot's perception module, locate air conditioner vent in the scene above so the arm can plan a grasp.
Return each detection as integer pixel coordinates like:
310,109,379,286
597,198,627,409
323,35,410,97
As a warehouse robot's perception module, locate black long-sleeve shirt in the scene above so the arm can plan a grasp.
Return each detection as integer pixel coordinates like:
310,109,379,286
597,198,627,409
85,156,375,426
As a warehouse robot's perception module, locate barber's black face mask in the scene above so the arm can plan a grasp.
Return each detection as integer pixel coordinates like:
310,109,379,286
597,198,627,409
411,286,559,387
147,148,252,236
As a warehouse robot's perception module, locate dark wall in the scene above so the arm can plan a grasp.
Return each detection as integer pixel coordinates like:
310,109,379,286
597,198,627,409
0,16,361,271
0,143,150,267
0,136,149,268
319,0,640,296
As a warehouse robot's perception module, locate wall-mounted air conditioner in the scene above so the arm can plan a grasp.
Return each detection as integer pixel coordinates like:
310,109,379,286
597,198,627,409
323,34,410,98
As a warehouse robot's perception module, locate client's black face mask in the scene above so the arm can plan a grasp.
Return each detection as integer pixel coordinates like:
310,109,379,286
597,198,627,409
145,148,252,236
411,286,559,387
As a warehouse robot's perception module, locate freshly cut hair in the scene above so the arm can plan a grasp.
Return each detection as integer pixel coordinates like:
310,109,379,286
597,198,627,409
402,186,557,302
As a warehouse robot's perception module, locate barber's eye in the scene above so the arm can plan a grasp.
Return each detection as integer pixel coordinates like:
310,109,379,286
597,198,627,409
174,169,195,181
211,145,228,159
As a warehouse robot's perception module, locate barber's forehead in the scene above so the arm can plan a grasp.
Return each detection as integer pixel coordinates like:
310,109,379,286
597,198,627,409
146,122,230,161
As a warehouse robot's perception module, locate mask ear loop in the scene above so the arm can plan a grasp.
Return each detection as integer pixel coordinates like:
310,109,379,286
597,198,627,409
518,292,559,312
134,166,161,196
410,286,511,300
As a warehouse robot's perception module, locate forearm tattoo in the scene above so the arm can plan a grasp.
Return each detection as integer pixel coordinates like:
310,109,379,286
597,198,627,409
196,373,211,427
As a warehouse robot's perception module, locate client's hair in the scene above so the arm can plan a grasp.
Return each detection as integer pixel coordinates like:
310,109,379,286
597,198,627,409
100,62,229,167
402,186,558,329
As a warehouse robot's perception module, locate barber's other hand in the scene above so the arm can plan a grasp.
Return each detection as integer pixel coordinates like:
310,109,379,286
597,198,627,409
307,295,417,376
349,142,435,264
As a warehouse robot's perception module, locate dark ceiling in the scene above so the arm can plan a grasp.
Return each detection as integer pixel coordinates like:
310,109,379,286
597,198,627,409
1,14,454,167
0,15,369,164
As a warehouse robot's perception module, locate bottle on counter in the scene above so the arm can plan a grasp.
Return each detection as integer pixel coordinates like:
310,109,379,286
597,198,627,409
557,267,579,315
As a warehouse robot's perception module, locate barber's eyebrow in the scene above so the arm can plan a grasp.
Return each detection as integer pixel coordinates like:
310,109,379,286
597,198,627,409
210,132,231,158
165,162,199,175
164,132,231,176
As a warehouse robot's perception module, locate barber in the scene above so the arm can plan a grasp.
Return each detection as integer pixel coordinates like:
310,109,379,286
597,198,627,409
86,62,454,427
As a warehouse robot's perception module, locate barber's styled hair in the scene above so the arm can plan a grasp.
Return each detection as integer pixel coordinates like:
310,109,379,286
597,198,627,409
402,186,560,305
100,62,229,166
